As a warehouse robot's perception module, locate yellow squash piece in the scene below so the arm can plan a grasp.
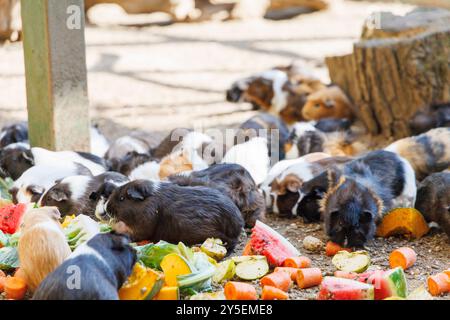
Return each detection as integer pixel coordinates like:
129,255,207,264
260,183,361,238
119,263,164,300
61,215,76,228
160,253,192,286
377,208,429,239
153,286,180,300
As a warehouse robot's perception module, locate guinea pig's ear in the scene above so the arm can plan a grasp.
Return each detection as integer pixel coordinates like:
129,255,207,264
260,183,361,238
126,183,152,201
29,184,45,196
110,232,130,251
48,207,62,221
283,174,302,193
324,99,335,109
49,189,68,202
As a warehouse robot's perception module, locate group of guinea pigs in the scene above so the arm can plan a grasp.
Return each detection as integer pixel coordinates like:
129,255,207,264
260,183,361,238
0,64,448,299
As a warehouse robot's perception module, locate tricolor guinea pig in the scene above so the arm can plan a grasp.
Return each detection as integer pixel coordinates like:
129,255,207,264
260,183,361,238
18,207,72,292
301,86,353,121
40,172,129,218
101,180,244,250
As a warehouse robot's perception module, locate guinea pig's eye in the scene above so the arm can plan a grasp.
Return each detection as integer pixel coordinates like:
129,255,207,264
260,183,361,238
119,196,125,202
314,103,321,108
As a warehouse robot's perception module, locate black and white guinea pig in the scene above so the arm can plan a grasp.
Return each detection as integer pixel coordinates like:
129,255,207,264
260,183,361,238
0,122,28,148
32,232,136,300
101,180,244,250
40,172,129,218
0,143,33,180
415,170,450,238
169,163,265,228
409,103,450,135
314,118,352,133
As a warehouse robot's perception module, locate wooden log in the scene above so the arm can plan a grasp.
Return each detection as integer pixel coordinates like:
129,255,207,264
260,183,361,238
326,8,450,139
21,0,90,151
0,0,20,41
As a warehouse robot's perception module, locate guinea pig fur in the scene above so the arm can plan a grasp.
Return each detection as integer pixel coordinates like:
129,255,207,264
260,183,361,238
169,163,265,228
40,172,129,218
102,180,244,250
0,122,28,148
104,135,150,162
301,86,353,121
32,232,136,300
415,170,450,238
0,143,33,180
385,127,450,181
319,150,417,247
18,207,72,292
409,103,450,135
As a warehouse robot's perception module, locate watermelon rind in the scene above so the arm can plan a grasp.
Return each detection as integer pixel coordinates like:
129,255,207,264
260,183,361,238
319,277,375,300
384,267,408,298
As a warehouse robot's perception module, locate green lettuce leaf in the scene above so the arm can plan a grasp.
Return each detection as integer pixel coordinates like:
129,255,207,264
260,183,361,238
0,246,19,270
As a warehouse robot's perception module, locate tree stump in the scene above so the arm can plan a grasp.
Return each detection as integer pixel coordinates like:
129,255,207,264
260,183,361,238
0,0,20,41
326,8,450,139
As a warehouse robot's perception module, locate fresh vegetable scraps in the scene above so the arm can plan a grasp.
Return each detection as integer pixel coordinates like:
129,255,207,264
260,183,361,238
200,238,227,260
160,253,193,286
63,214,100,250
0,246,19,270
282,256,311,268
224,281,257,300
332,250,370,273
260,271,292,292
366,268,408,300
235,256,269,280
376,208,429,239
261,285,289,300
0,177,13,201
190,291,226,300
119,263,164,300
318,277,374,300
334,271,358,280
296,268,323,289
213,259,235,284
325,241,352,256
0,203,27,235
274,267,299,281
4,276,27,300
153,286,180,300
389,247,417,270
427,273,450,296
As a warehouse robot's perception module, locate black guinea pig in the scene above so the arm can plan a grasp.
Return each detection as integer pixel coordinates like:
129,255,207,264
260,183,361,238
102,180,244,250
0,122,28,148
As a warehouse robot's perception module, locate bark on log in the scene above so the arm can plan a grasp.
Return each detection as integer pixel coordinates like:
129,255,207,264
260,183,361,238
0,0,20,41
326,8,450,139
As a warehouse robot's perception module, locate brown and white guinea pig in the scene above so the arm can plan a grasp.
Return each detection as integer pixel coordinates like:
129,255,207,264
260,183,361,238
10,163,92,204
409,103,450,135
239,113,290,161
40,172,129,219
270,156,352,220
415,170,450,238
301,86,353,121
169,163,265,228
0,122,28,148
318,150,417,247
99,180,244,250
0,142,33,180
284,122,365,159
385,127,450,181
32,232,136,300
18,207,72,292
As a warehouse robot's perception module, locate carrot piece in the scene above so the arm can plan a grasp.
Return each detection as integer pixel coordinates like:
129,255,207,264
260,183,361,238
242,242,253,256
14,268,27,282
443,269,450,278
261,285,289,300
325,241,352,256
224,281,257,300
4,276,27,300
260,271,292,292
427,273,450,296
283,256,311,268
296,268,323,289
274,267,299,281
334,271,358,280
389,247,417,270
0,275,5,293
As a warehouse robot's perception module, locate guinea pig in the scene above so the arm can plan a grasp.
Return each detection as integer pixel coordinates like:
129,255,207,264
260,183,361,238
415,170,450,238
32,232,136,300
169,163,265,228
319,150,417,247
40,172,129,218
314,118,352,132
104,135,150,162
301,86,353,121
10,163,92,204
101,180,244,250
89,126,110,158
385,127,450,181
409,103,450,135
0,143,33,180
0,122,28,148
18,207,72,292
239,113,290,161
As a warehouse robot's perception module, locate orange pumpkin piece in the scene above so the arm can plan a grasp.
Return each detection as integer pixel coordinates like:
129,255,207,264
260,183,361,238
376,208,429,239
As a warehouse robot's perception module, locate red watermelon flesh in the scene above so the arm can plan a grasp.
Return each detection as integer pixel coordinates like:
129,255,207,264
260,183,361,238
249,220,300,267
366,268,407,300
0,204,27,234
318,277,374,300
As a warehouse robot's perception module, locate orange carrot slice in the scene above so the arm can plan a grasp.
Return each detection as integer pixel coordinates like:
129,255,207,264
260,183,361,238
261,285,289,300
224,281,257,300
0,276,5,293
283,256,311,268
428,273,450,296
325,241,352,256
260,271,292,292
242,242,253,256
389,247,417,270
296,268,323,289
274,267,299,281
334,271,358,280
4,277,27,300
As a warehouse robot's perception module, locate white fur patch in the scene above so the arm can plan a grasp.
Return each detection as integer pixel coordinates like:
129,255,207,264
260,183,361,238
61,175,92,201
393,156,417,207
90,127,110,158
68,242,108,267
278,162,315,184
4,142,30,150
32,221,64,235
261,158,307,188
129,161,161,181
259,70,289,113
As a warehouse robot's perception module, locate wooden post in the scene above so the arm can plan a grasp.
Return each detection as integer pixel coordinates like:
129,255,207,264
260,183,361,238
21,0,90,151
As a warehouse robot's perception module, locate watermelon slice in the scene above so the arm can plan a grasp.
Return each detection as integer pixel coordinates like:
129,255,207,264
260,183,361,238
248,220,300,267
318,276,374,300
367,267,408,300
0,204,27,235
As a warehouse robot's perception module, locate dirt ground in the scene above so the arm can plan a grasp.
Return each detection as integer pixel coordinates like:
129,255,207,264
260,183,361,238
0,0,448,299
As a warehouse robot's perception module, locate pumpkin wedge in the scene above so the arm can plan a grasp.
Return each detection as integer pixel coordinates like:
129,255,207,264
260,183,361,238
153,286,180,300
377,208,429,239
119,263,164,300
160,253,192,286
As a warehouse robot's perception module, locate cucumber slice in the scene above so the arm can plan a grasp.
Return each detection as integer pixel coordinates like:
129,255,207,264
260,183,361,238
235,258,269,280
231,255,266,264
190,291,226,300
213,259,235,284
332,250,371,273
